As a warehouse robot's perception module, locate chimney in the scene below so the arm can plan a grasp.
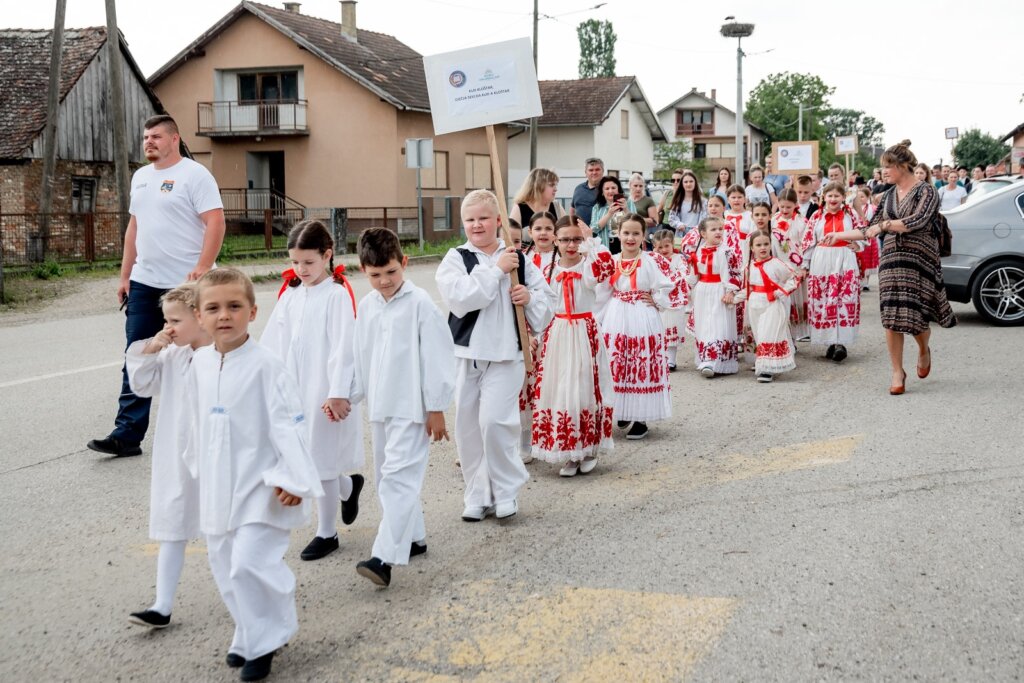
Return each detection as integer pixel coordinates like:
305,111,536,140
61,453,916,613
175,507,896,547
340,1,357,42
710,88,717,101
283,2,301,12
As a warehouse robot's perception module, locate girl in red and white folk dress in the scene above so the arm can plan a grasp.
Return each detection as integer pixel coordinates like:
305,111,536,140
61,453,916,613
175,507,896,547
801,181,867,362
725,184,754,347
852,186,880,290
741,202,777,365
686,217,742,378
598,213,675,441
734,230,799,382
772,188,813,342
682,193,728,336
652,229,690,372
532,217,616,476
524,211,558,274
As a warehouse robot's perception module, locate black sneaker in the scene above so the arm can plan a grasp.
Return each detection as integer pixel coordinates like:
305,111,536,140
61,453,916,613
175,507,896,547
226,653,246,668
832,345,848,362
128,609,170,629
410,542,427,558
341,474,364,525
756,373,773,383
626,422,649,440
299,535,339,561
87,436,142,457
356,557,391,587
616,420,631,429
239,652,274,681
825,344,836,360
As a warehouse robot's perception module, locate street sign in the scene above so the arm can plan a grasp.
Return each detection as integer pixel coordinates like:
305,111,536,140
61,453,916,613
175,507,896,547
945,127,959,140
405,138,434,169
772,141,819,175
834,135,858,155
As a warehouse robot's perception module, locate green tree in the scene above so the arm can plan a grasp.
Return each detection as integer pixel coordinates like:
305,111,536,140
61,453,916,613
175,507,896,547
953,128,1010,169
744,72,833,149
653,140,707,182
822,108,885,147
577,19,616,79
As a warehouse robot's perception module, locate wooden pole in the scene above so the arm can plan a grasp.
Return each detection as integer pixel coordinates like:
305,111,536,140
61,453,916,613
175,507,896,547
105,0,131,238
485,124,534,372
39,0,67,259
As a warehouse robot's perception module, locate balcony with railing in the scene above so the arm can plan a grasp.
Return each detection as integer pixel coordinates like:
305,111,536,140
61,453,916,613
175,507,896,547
197,100,309,137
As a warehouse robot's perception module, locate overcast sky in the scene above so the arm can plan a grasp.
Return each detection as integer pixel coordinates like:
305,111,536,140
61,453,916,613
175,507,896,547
9,0,1023,165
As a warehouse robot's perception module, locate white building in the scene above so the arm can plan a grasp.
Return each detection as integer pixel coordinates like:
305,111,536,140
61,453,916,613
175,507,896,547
656,88,768,180
508,76,666,200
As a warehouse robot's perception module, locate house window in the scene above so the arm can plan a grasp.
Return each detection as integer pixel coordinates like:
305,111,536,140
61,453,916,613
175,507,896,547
71,177,97,213
676,109,714,136
238,71,299,102
607,170,619,178
465,153,492,190
620,110,629,139
421,151,449,190
694,144,707,159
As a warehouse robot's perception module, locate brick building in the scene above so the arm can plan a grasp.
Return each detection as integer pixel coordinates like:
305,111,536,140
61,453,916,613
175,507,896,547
0,27,163,263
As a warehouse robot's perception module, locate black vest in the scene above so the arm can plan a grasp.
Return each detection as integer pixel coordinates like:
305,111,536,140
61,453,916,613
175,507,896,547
447,248,526,348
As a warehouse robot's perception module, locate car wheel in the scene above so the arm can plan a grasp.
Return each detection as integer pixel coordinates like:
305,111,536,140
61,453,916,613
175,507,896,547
970,259,1024,326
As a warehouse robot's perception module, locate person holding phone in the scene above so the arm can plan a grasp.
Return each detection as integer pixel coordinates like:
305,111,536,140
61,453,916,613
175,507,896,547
590,176,626,250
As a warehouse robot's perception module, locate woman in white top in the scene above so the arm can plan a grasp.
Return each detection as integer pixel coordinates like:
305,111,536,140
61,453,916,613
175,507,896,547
937,170,967,210
744,165,778,212
667,170,708,236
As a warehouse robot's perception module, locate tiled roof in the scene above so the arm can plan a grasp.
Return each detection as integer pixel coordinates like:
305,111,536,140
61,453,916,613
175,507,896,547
0,28,107,158
149,1,430,111
534,76,635,127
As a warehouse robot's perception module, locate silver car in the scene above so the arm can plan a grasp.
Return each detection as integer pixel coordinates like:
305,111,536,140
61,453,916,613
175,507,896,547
941,178,1024,325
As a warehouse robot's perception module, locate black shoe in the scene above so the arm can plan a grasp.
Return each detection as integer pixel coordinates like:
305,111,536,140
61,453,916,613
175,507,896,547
226,653,246,668
356,557,391,587
832,345,848,363
668,363,677,372
825,345,836,360
626,422,649,440
239,652,274,681
756,373,773,383
128,609,170,629
300,535,339,561
616,420,631,429
341,474,364,525
88,436,142,457
410,541,427,558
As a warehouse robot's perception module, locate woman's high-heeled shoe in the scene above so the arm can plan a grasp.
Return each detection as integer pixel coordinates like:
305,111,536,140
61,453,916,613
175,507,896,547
917,347,931,379
890,370,907,395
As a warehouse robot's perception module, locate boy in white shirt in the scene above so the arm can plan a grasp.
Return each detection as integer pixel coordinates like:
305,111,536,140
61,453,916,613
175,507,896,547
436,190,555,522
186,268,323,682
350,228,456,587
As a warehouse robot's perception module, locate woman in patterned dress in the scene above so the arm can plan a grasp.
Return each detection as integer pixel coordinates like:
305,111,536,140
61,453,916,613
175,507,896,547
822,140,956,394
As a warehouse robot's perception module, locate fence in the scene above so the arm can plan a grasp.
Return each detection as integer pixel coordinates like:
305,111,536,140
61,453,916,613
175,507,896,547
0,212,128,267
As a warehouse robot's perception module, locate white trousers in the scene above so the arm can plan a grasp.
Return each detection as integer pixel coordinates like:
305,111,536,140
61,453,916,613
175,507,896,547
455,358,530,507
206,523,297,660
371,419,428,566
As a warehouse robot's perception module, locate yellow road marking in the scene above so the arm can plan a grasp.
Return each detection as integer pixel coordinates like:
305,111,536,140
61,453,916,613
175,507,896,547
714,434,863,484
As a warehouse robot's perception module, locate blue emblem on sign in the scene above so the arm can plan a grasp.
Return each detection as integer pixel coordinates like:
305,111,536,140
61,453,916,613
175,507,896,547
449,70,467,88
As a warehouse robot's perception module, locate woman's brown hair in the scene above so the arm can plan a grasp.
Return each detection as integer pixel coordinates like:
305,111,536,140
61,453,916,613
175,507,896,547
882,139,918,175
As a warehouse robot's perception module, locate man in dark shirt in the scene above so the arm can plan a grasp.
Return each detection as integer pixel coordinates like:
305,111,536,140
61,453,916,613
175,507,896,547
571,157,604,225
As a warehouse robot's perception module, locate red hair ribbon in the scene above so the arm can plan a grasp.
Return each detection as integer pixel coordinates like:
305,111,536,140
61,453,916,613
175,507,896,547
333,264,357,317
278,268,297,299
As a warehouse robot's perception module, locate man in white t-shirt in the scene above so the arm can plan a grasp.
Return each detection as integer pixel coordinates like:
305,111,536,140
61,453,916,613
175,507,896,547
87,115,225,457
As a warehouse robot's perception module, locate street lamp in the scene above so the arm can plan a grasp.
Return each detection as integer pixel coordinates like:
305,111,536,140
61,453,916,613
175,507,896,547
721,18,754,184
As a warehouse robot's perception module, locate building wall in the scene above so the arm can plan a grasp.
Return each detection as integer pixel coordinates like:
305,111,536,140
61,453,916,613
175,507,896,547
508,126,595,199
152,12,504,210
0,159,137,215
592,97,655,180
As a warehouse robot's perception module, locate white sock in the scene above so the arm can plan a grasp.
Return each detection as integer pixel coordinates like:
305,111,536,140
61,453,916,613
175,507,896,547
150,540,186,616
316,478,340,538
338,474,354,502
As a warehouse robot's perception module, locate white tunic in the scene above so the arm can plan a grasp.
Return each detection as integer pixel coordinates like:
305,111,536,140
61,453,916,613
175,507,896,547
126,341,200,541
436,240,555,360
261,278,364,479
184,338,325,537
351,281,456,423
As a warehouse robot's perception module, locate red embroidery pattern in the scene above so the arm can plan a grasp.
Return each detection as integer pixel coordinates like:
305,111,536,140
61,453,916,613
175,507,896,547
756,340,791,359
591,251,615,282
604,332,665,386
612,290,647,304
695,338,737,364
807,271,861,329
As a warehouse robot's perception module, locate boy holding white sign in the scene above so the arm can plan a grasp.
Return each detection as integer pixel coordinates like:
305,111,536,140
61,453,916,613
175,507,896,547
436,190,554,521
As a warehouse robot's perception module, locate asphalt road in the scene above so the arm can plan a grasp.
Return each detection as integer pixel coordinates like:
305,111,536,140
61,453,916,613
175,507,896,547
1,262,1022,682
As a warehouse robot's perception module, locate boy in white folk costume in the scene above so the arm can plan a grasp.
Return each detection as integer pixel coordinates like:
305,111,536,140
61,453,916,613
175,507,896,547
436,190,555,522
126,283,210,629
350,228,455,587
185,268,323,682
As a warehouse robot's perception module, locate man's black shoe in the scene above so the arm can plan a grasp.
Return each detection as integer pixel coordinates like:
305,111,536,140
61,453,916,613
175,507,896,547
356,557,391,587
226,653,246,668
341,474,364,525
88,436,142,457
239,652,274,681
128,609,170,628
410,542,427,558
825,345,836,360
299,535,339,561
832,345,848,362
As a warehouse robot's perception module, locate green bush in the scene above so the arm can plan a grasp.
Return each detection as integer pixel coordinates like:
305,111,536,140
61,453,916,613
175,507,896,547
30,260,65,280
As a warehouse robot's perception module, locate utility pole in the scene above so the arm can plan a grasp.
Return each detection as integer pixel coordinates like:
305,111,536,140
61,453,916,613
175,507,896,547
798,103,803,141
38,0,67,259
721,20,754,185
528,0,539,170
105,0,131,238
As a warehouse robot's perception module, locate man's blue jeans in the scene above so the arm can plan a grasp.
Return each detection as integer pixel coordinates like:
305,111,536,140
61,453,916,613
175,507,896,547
110,280,168,446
